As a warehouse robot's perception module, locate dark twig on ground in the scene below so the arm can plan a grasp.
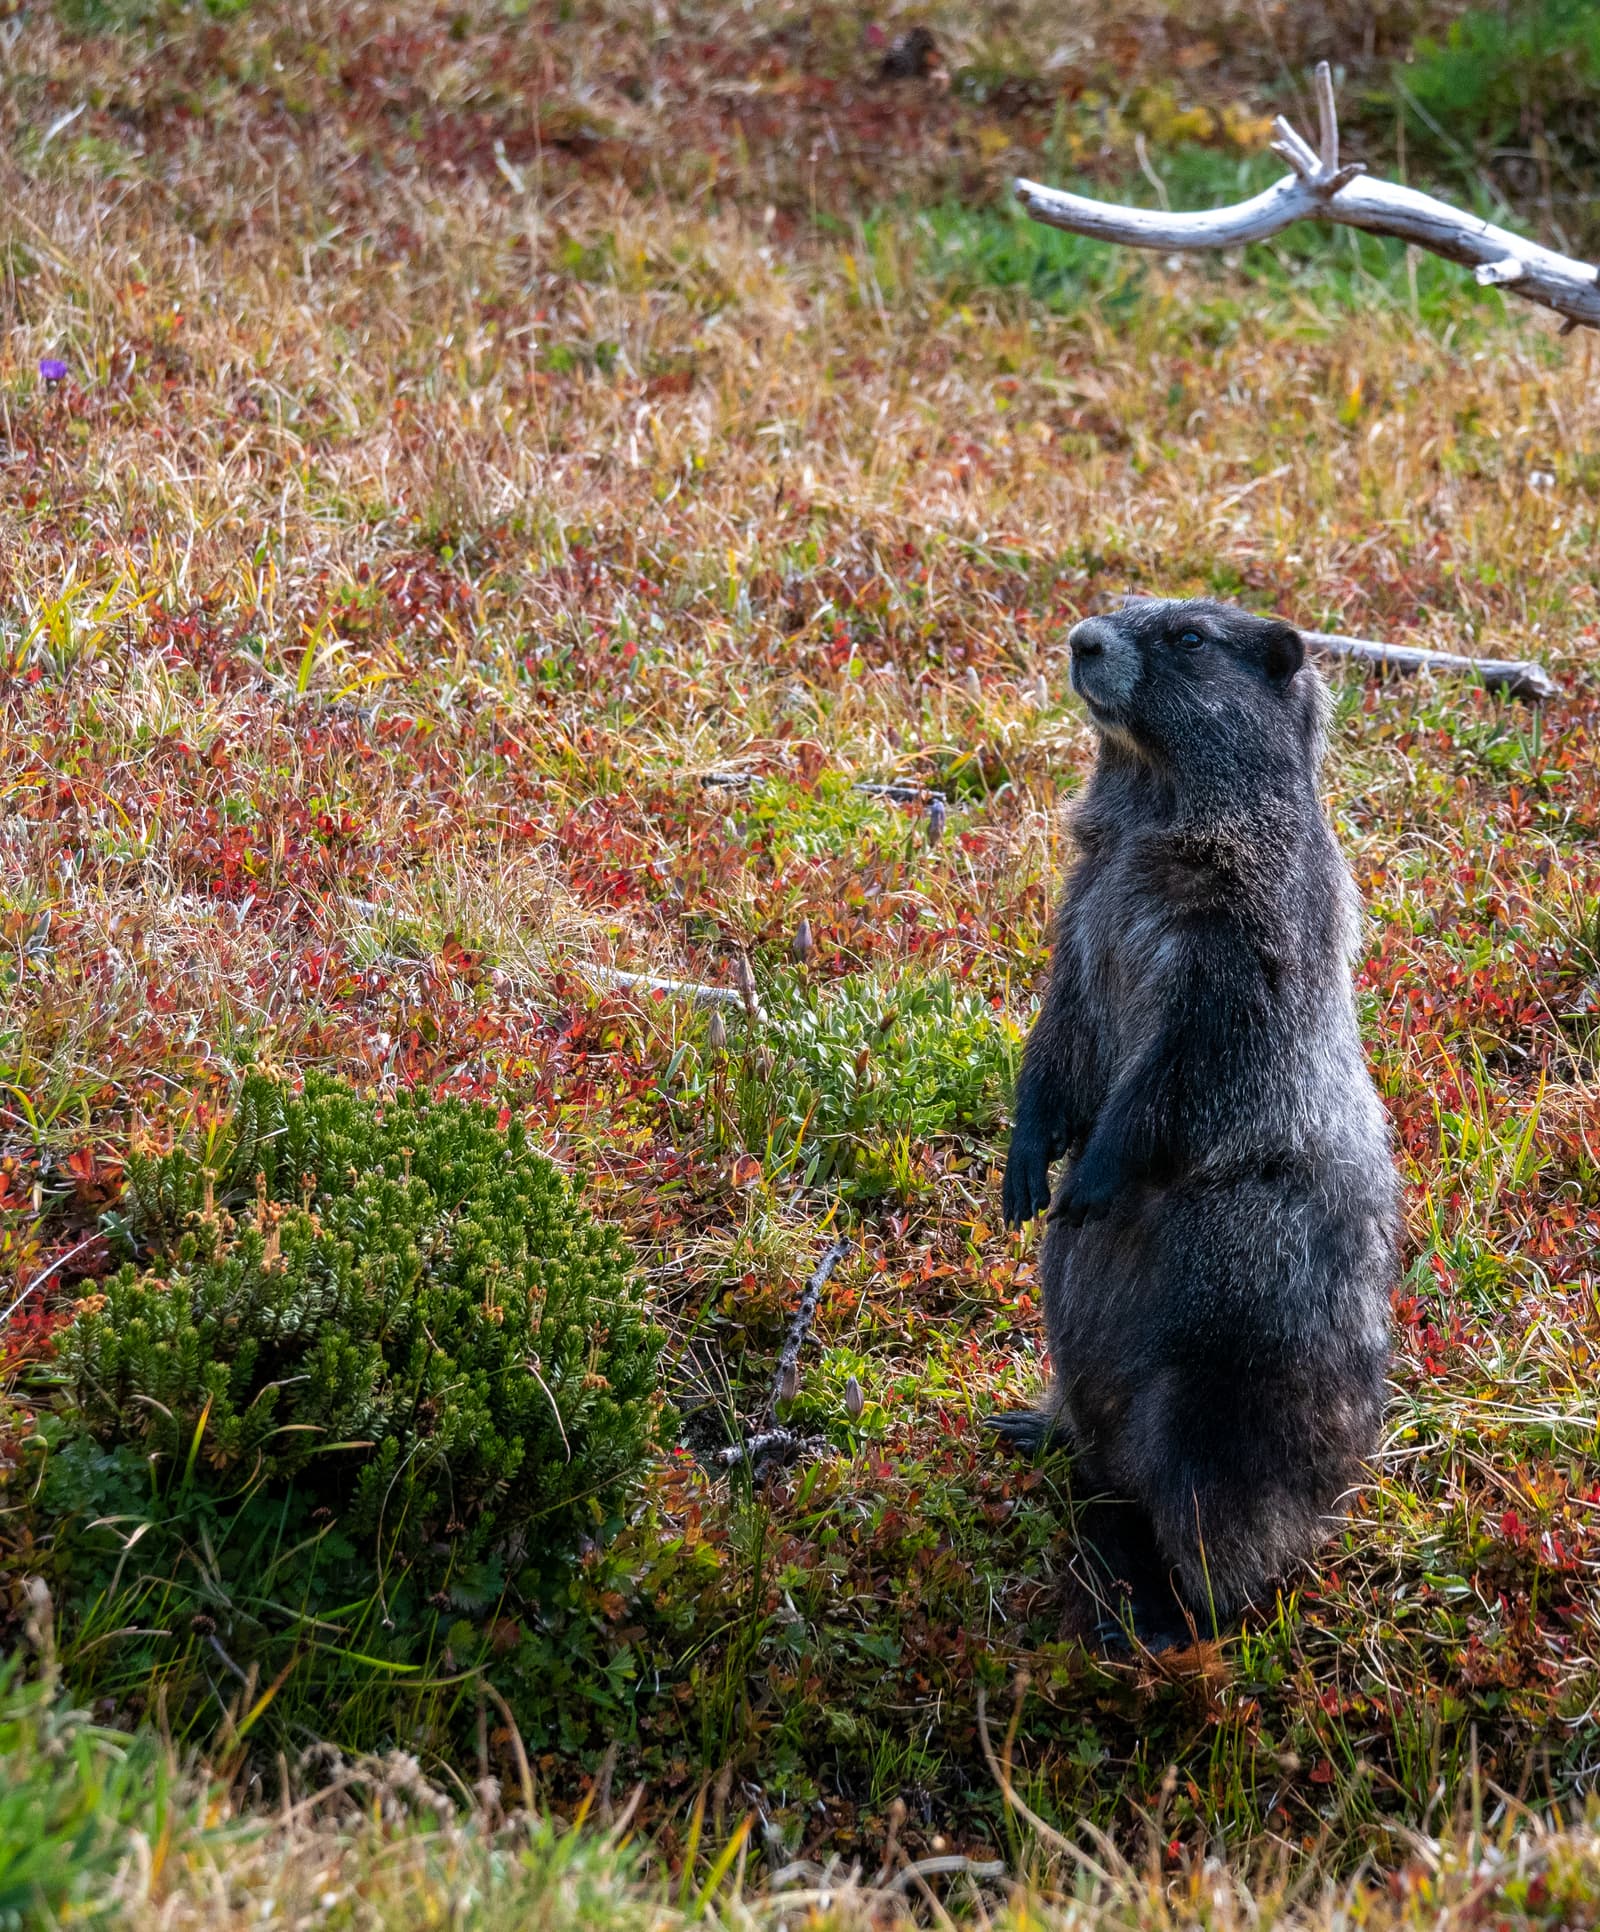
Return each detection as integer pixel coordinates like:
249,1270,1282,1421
766,1238,848,1426
709,1424,829,1471
710,1239,850,1478
852,781,946,804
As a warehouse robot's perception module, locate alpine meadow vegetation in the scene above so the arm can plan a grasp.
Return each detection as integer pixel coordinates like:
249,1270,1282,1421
1,0,1599,1925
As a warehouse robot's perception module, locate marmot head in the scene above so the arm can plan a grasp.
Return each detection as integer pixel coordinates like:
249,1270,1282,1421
1067,598,1324,789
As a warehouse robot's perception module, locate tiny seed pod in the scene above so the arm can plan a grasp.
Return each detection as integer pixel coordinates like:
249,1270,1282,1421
707,1007,728,1052
734,949,760,1018
843,1375,864,1420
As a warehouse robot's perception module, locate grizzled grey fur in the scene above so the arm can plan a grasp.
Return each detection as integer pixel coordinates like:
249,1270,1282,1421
995,598,1398,1649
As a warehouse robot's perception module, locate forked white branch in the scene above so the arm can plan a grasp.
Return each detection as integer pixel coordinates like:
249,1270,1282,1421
1016,61,1600,333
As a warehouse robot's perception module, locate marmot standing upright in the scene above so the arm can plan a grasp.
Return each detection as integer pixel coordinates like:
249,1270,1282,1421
996,598,1398,1649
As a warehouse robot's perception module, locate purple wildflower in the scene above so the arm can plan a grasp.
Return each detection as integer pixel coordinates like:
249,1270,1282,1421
38,358,68,385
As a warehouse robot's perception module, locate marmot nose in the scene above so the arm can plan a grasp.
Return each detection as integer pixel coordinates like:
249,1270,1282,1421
1068,617,1114,660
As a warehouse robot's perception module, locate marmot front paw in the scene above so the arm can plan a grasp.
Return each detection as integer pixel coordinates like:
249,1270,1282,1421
1002,1133,1055,1227
1054,1146,1122,1226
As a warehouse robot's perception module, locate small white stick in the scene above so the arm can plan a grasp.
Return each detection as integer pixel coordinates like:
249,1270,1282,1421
1269,116,1322,181
580,963,746,1008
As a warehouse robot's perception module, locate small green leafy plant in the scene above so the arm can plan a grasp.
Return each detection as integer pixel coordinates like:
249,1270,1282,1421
669,969,1018,1195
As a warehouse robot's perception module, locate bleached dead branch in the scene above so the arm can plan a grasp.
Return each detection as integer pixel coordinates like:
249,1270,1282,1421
1016,62,1600,334
1300,629,1558,702
580,963,746,1009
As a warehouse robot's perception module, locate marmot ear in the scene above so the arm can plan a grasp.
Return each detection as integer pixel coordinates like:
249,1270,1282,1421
1264,623,1305,684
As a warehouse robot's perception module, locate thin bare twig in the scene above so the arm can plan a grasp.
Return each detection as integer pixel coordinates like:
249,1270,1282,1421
766,1238,849,1427
887,1853,1008,1894
710,1424,831,1470
852,781,947,804
710,1240,850,1478
0,1234,104,1329
579,963,746,1008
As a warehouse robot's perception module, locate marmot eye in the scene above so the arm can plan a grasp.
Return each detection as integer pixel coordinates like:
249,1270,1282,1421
1176,629,1203,649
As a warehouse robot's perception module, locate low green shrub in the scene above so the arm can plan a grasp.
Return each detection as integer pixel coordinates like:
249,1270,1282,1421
22,1072,662,1745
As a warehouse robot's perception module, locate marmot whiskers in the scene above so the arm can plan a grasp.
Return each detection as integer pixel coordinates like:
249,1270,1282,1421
995,598,1398,1650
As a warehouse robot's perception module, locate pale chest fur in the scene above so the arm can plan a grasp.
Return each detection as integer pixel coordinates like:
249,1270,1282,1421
1060,834,1184,1075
